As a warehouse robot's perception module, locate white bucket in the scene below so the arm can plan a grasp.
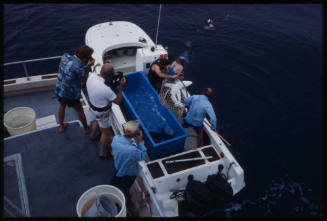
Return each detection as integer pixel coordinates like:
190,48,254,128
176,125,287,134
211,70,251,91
76,185,126,217
4,107,36,136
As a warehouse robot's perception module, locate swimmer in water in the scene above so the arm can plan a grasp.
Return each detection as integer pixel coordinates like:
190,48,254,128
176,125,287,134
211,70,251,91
204,18,215,29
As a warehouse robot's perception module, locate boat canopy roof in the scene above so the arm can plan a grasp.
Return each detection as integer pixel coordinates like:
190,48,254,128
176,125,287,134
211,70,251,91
86,21,155,58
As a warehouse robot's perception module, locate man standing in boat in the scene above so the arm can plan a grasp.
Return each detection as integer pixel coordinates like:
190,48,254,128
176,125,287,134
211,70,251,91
183,88,217,147
86,63,126,158
111,120,147,210
148,58,181,93
55,45,94,134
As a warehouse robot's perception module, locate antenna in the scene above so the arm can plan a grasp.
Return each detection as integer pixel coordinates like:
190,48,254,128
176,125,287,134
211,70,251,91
155,4,162,47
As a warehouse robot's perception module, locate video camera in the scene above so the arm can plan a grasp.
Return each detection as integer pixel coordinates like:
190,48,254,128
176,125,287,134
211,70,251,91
104,71,124,91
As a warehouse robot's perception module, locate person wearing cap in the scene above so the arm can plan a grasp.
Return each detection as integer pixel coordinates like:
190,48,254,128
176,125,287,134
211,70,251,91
148,58,181,93
111,120,147,204
86,63,126,158
183,88,217,147
55,45,95,134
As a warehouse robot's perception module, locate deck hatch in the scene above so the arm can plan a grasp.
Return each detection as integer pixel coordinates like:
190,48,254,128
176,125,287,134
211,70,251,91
162,150,205,174
201,146,220,162
147,162,164,179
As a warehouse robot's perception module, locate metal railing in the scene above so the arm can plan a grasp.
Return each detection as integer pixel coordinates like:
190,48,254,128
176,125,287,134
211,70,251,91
3,56,61,80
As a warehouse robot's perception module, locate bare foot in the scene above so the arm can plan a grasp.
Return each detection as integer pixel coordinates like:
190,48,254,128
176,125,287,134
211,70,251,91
59,122,68,133
84,126,91,134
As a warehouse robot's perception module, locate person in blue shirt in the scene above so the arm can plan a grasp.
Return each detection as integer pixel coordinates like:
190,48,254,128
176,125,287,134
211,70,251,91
55,45,94,133
168,56,185,77
111,120,147,204
183,88,217,147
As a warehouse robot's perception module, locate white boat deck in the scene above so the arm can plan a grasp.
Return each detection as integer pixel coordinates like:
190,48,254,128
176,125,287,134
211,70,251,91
4,121,116,217
85,21,154,65
3,90,79,128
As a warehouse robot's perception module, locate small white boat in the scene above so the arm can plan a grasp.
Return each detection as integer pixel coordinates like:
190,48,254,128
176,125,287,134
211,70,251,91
85,21,245,217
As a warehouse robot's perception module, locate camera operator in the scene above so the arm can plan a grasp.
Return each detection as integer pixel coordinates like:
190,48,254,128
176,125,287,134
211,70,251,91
86,63,126,158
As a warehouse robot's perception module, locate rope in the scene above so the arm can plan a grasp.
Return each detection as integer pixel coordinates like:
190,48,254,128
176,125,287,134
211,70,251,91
155,4,162,46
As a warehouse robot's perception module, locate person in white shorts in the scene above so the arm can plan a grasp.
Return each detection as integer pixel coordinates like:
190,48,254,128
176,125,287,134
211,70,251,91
86,63,126,158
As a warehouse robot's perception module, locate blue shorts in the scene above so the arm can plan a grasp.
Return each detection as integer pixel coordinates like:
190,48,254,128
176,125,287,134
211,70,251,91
183,119,203,133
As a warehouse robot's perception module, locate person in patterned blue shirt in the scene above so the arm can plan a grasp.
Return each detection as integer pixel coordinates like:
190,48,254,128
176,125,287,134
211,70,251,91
55,45,94,133
183,88,217,147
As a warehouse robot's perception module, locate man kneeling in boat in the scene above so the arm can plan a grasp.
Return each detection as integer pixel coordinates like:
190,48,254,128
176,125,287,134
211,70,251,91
111,120,147,208
86,63,126,158
183,88,217,147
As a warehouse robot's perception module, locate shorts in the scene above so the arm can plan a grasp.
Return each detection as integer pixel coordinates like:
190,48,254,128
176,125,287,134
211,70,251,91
57,95,80,107
183,119,203,133
89,107,113,129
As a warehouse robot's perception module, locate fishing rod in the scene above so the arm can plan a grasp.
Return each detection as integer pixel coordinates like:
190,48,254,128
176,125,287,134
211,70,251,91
203,120,231,147
180,82,231,148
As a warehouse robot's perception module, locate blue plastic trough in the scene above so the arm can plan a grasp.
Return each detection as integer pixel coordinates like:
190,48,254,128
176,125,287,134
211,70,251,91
121,71,188,160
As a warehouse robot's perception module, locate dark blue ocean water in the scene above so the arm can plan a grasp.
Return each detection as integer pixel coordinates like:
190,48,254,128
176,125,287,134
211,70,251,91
3,4,324,217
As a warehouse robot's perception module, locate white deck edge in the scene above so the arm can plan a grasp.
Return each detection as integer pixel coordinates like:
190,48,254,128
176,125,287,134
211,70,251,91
4,153,31,217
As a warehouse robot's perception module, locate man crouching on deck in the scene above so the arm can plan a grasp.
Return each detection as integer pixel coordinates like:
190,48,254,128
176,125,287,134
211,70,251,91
111,120,147,207
183,87,217,147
